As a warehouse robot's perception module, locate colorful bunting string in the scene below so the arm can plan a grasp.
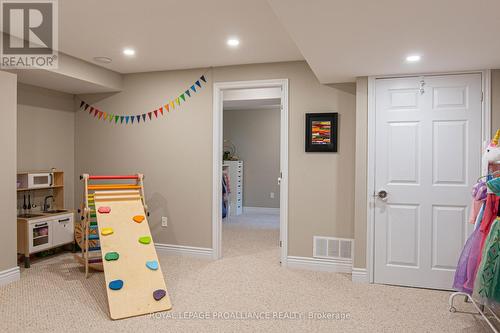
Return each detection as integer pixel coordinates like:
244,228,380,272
79,74,207,125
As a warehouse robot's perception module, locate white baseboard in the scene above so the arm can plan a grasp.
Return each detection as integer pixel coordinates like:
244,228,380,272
351,267,369,283
0,266,20,287
155,244,214,259
285,256,352,273
243,206,280,215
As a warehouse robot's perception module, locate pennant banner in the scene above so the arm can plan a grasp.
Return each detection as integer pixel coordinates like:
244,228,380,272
79,74,207,125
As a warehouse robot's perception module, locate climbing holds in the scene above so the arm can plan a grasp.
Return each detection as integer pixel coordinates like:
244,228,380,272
146,260,158,270
109,280,123,290
153,289,166,301
101,227,114,236
98,206,111,214
133,215,145,223
139,236,151,244
105,252,119,261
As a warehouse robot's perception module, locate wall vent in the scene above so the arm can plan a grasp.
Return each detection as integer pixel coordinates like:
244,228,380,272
313,236,353,261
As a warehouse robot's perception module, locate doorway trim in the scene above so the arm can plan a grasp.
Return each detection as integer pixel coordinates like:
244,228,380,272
212,79,289,262
366,70,491,283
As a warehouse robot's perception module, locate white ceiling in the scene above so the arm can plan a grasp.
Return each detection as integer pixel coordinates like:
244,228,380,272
58,0,303,74
268,0,500,83
223,87,281,110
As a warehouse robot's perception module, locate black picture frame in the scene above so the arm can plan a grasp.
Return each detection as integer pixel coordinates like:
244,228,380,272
305,113,338,152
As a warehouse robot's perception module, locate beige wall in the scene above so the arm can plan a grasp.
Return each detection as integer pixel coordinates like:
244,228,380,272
17,84,76,209
76,61,356,257
0,71,18,272
223,108,281,208
492,69,500,135
354,77,368,268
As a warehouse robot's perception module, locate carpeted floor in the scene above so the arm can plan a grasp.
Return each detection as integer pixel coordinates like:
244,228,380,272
0,212,491,332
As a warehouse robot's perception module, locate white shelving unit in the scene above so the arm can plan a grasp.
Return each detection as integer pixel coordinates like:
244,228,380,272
223,160,243,216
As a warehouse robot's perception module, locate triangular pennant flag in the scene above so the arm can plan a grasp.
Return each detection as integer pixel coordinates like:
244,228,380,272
159,107,163,115
114,115,119,123
170,101,175,110
190,85,196,93
142,114,146,122
200,75,206,83
125,116,130,124
109,114,114,122
98,111,103,119
185,90,191,97
84,103,90,111
120,116,124,123
137,115,141,123
103,112,108,121
80,101,85,108
154,110,158,118
131,116,135,124
165,104,170,112
175,97,180,106
180,93,186,102
89,107,94,114
94,109,99,117
195,80,201,88
148,112,152,120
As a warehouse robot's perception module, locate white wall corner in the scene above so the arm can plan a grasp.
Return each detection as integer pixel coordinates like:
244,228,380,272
0,266,20,287
286,256,352,273
351,267,369,283
155,244,214,260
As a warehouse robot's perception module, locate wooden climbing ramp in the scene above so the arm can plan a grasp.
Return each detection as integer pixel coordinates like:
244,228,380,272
78,174,172,320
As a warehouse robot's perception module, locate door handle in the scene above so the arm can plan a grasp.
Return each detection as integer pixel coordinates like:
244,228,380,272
374,190,388,200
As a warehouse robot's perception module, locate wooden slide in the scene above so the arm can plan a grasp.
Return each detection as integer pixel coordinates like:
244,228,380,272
78,174,172,320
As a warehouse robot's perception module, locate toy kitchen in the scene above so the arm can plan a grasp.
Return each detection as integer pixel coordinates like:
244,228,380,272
16,169,74,268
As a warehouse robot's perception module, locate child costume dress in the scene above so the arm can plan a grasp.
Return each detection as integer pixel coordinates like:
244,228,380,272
473,178,500,302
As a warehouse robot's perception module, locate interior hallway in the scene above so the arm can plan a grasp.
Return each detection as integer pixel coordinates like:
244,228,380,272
0,211,489,332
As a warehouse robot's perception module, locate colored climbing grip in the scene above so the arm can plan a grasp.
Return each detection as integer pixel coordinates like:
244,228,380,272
153,289,166,301
105,252,119,261
133,215,145,223
98,206,111,214
101,227,114,236
146,260,158,270
109,280,123,290
139,236,151,244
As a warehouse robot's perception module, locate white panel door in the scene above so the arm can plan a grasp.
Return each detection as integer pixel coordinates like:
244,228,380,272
373,74,482,289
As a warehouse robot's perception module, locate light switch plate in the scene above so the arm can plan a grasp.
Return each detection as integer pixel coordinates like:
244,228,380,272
270,192,275,199
161,216,168,227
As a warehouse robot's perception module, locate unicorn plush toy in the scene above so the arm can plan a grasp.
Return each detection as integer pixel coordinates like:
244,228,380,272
482,129,500,176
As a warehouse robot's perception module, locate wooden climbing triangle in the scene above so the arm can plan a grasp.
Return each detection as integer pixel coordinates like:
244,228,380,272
75,173,172,319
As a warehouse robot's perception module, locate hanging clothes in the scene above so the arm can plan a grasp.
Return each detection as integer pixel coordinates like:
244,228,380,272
453,202,486,293
463,194,500,291
474,217,500,302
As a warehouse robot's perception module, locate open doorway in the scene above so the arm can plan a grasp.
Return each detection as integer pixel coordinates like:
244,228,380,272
212,79,288,263
222,87,281,258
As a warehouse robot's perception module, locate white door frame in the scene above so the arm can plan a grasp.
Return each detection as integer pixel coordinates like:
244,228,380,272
366,70,491,283
212,79,289,262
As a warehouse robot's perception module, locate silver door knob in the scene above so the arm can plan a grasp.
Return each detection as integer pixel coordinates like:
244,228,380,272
374,190,388,200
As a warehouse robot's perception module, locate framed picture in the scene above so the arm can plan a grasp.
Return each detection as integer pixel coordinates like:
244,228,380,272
305,113,338,152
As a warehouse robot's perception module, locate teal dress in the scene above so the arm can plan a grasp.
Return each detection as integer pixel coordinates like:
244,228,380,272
474,217,500,302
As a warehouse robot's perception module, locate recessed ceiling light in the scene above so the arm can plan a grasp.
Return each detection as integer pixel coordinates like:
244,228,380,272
406,55,421,62
93,56,112,64
227,38,240,47
123,48,136,56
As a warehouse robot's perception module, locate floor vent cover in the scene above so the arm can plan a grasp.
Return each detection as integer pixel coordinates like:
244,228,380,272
313,236,353,260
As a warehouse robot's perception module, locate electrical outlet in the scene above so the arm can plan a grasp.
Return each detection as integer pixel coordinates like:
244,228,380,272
270,192,275,199
161,216,168,227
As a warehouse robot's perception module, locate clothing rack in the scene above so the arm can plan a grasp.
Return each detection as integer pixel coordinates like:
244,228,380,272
449,292,499,332
450,154,500,332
